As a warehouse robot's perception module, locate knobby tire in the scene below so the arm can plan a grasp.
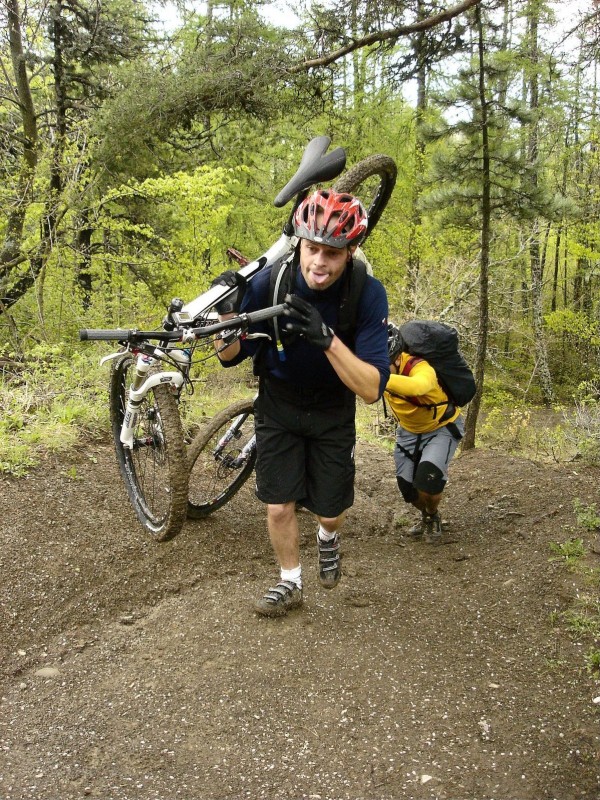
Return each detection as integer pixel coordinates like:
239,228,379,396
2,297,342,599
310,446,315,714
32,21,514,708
109,354,189,541
187,398,257,519
333,154,397,238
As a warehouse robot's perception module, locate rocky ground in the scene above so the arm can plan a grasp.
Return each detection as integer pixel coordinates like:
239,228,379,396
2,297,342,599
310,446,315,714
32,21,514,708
1,431,599,800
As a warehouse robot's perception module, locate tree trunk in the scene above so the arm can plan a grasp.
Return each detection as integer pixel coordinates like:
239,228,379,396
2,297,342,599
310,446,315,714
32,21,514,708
551,225,561,312
405,0,428,313
462,3,490,451
350,0,366,135
76,211,94,308
28,0,70,329
0,0,39,303
526,1,554,404
552,124,570,312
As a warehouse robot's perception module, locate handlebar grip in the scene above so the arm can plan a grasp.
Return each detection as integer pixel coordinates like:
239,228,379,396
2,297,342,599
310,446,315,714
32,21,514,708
79,329,131,341
80,328,184,342
245,304,286,323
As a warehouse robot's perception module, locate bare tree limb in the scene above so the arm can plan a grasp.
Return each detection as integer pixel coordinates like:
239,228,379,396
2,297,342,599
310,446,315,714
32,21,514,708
290,0,482,73
0,54,19,101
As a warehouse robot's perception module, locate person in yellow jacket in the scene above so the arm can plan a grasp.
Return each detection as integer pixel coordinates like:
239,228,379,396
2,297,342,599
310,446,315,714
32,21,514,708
385,322,464,545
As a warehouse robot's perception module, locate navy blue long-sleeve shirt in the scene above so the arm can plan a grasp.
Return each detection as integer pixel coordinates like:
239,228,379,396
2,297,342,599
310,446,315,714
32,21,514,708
220,262,390,399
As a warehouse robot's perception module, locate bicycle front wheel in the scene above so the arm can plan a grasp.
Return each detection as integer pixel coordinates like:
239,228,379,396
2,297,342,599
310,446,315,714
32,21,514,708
333,154,397,238
109,354,189,541
187,398,257,519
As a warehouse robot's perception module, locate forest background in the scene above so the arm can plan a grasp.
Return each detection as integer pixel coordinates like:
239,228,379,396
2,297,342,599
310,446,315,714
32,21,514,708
2,0,600,475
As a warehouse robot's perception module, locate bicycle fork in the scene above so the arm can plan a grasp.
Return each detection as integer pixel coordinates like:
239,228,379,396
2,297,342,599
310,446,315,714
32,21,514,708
116,351,188,450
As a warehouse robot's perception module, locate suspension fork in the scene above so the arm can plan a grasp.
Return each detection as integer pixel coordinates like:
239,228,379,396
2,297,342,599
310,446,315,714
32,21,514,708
120,351,188,449
229,433,256,468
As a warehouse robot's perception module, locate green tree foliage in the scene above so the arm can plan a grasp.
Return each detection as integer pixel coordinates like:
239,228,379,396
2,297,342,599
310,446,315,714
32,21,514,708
91,166,245,315
93,8,314,182
5,0,600,464
0,0,155,312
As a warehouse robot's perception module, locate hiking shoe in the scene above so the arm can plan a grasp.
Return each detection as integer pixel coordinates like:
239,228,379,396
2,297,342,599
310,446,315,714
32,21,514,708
318,533,341,589
423,513,442,545
408,514,426,538
253,581,303,617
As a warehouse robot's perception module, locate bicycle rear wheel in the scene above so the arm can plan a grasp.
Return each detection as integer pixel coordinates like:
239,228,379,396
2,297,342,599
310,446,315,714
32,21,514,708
109,354,189,541
187,398,257,519
333,154,397,238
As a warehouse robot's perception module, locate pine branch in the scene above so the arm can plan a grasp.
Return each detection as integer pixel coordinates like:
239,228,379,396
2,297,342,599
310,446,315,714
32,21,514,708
290,0,482,73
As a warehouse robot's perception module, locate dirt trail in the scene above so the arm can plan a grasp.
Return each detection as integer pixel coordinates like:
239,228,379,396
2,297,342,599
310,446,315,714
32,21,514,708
1,439,599,800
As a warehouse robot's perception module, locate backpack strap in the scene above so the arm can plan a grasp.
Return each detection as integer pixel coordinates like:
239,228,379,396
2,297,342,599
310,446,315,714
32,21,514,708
400,356,424,407
253,253,296,383
444,421,463,441
337,258,367,339
397,434,423,476
401,355,424,375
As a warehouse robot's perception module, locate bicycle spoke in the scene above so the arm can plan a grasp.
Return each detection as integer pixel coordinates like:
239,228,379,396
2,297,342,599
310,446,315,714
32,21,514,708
187,399,257,519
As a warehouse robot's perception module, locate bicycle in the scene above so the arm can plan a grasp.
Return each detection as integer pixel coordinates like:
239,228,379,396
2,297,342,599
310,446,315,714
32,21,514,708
185,148,398,520
81,136,397,539
80,309,282,541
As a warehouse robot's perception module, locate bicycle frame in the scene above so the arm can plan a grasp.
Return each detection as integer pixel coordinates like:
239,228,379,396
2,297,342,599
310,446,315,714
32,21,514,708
214,409,256,470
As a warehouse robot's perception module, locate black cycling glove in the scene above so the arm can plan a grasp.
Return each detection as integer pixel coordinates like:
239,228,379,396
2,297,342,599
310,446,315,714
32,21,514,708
210,270,247,314
283,293,334,351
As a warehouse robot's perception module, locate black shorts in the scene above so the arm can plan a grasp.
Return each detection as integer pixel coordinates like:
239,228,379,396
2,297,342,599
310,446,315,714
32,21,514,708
254,377,356,517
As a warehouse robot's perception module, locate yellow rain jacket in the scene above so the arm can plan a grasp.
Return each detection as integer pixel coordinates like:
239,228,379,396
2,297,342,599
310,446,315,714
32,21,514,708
385,354,461,434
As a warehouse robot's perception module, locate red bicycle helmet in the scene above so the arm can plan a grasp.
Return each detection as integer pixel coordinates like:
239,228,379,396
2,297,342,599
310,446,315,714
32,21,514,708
293,189,368,248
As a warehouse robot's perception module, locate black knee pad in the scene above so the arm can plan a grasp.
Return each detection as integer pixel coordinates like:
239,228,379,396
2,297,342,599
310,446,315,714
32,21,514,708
414,461,445,495
396,475,417,504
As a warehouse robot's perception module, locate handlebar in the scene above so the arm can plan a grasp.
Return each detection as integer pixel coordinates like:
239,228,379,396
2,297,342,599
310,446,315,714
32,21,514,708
79,303,287,344
79,328,182,342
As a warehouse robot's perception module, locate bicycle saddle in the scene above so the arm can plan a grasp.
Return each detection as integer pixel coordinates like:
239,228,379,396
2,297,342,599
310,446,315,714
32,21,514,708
273,136,347,208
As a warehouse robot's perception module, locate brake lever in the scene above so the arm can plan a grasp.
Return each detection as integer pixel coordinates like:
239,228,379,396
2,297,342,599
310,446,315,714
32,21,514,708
212,330,271,354
100,351,128,366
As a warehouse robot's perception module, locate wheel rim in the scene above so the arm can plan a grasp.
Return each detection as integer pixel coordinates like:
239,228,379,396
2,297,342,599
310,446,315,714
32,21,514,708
188,409,256,514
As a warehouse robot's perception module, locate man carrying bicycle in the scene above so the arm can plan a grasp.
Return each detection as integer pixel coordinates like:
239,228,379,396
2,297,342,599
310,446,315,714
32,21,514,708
212,189,389,617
